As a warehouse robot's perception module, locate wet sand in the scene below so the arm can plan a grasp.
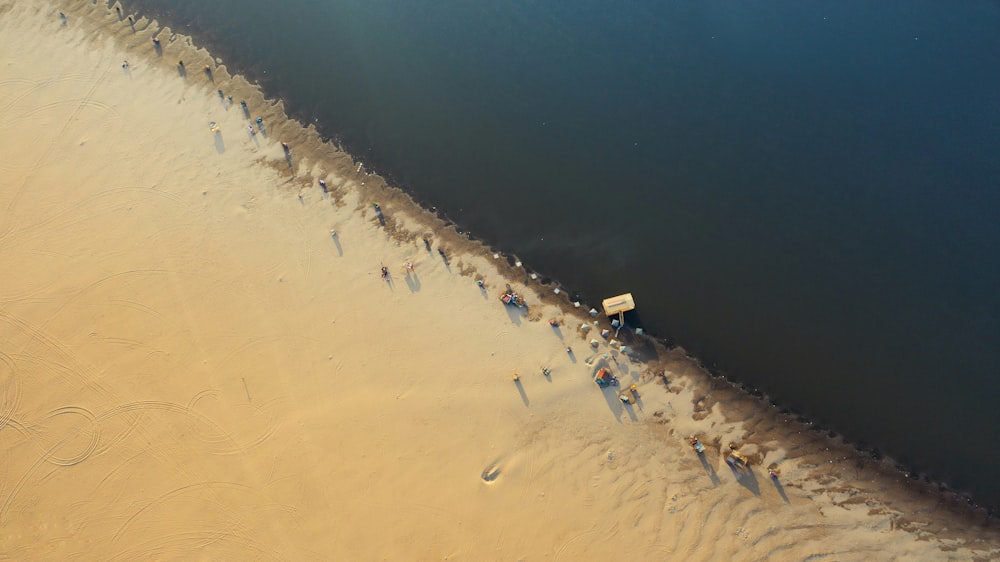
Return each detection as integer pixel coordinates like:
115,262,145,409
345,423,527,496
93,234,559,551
0,1,997,560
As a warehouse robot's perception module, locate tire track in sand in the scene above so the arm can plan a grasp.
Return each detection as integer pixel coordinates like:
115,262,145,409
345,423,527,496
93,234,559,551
0,62,113,241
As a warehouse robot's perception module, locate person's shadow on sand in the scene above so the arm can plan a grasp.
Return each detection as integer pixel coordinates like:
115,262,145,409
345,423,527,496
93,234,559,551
514,378,529,407
214,131,225,153
178,63,186,78
566,347,577,364
772,477,790,503
405,271,421,293
330,232,343,256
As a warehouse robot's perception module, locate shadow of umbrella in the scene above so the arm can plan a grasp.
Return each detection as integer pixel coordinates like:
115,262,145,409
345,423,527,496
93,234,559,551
214,130,225,153
728,463,761,496
514,378,529,407
405,271,421,293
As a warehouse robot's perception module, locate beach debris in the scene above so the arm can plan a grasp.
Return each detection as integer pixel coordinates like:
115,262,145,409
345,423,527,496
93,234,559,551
726,443,750,473
594,368,618,387
499,284,525,308
618,386,636,404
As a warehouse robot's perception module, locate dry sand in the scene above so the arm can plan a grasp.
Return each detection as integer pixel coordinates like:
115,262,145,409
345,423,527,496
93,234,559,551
0,1,997,560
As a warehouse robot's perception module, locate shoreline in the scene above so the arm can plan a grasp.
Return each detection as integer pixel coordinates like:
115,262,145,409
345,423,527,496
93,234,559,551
1,0,996,558
109,0,1000,517
116,0,1000,513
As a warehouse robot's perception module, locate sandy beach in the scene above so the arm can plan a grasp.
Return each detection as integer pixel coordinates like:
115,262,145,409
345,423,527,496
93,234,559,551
0,1,997,560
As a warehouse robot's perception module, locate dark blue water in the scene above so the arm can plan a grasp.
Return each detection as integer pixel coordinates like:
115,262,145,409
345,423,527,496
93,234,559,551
124,0,1000,505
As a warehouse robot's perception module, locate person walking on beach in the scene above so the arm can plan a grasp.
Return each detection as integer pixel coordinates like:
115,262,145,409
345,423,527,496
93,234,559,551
318,179,327,193
122,60,129,70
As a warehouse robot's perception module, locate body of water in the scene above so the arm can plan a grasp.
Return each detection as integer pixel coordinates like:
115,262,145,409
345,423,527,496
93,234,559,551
123,0,1000,506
